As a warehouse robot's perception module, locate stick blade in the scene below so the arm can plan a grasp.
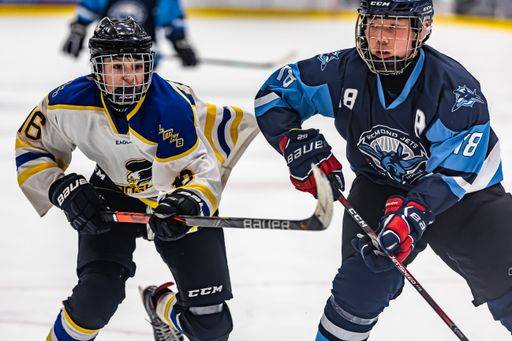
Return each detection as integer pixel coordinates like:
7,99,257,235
311,164,334,230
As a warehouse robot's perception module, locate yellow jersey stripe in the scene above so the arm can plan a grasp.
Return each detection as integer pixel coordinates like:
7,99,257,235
47,104,103,111
100,94,120,135
62,309,99,335
15,136,31,149
205,104,225,164
126,95,147,121
154,137,200,162
129,127,158,146
230,106,244,147
182,183,219,213
17,162,56,185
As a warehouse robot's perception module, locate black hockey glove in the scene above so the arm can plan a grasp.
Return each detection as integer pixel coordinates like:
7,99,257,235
149,190,201,242
49,173,110,234
170,38,198,67
62,21,87,58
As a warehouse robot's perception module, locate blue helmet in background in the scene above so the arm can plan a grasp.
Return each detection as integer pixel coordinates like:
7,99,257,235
356,0,434,75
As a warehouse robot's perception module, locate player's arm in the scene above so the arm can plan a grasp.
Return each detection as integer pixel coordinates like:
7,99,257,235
156,0,197,66
17,96,110,235
372,82,499,265
255,62,344,198
16,97,74,216
62,0,105,57
149,95,222,241
173,82,260,187
408,84,498,215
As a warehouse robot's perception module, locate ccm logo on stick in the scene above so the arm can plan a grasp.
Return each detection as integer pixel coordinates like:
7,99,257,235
370,1,390,6
188,285,223,297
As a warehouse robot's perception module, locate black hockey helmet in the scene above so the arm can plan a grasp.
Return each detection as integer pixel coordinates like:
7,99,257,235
356,0,434,75
89,16,152,57
89,17,154,106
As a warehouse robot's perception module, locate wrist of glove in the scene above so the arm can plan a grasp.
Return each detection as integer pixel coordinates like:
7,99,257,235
62,21,87,58
49,173,110,234
377,196,434,263
351,196,434,273
279,128,344,199
170,38,198,67
149,190,201,242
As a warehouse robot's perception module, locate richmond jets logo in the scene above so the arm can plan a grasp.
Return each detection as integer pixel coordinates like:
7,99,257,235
357,126,428,184
452,85,484,112
317,51,341,71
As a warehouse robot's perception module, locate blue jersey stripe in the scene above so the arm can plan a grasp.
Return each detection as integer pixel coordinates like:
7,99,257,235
16,152,55,168
426,120,490,174
217,108,232,157
377,49,425,110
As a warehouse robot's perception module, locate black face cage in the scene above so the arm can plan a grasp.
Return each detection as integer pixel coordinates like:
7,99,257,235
91,52,154,105
355,13,428,75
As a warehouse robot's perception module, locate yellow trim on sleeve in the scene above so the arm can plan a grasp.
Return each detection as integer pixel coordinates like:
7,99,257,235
126,95,147,121
47,104,104,111
17,162,56,185
230,106,244,147
129,127,158,146
154,137,200,162
205,104,225,164
15,136,31,149
62,308,99,335
182,183,219,213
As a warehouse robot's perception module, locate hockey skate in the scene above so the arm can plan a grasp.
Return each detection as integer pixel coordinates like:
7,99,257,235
139,283,184,341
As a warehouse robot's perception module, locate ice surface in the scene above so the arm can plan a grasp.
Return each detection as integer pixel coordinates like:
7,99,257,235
1,16,512,340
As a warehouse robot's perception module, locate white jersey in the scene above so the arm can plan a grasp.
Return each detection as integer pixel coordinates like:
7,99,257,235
15,73,259,216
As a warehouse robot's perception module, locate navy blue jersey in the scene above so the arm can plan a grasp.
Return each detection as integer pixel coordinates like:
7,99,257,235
75,0,186,40
255,46,503,215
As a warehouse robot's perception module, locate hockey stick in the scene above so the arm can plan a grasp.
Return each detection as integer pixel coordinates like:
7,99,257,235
167,50,296,69
337,193,469,341
102,165,333,231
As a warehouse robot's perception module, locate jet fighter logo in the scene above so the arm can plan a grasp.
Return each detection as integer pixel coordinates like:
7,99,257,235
452,85,485,112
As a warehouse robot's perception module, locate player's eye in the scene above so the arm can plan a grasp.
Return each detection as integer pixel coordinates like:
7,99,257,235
113,64,123,70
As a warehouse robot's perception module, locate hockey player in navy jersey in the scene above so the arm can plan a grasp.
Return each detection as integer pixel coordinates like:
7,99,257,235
62,0,198,67
255,0,512,339
17,17,258,341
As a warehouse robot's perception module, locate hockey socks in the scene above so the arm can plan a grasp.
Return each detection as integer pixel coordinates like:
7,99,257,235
47,308,99,341
155,288,184,333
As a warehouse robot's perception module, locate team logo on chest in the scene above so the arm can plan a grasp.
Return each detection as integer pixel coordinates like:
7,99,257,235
118,158,153,194
452,85,484,112
357,125,428,184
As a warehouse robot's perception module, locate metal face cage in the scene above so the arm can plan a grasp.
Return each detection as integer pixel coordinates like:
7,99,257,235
91,52,154,105
356,13,428,75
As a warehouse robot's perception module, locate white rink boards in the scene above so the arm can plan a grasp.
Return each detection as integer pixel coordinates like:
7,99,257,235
1,16,512,340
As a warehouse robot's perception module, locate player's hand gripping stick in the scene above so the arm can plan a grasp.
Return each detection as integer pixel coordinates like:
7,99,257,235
337,192,469,341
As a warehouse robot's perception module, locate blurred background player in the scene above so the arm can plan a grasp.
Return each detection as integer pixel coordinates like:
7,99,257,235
16,17,257,341
254,0,512,339
62,0,198,67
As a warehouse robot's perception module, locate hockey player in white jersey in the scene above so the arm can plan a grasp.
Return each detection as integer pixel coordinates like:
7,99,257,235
15,17,258,341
